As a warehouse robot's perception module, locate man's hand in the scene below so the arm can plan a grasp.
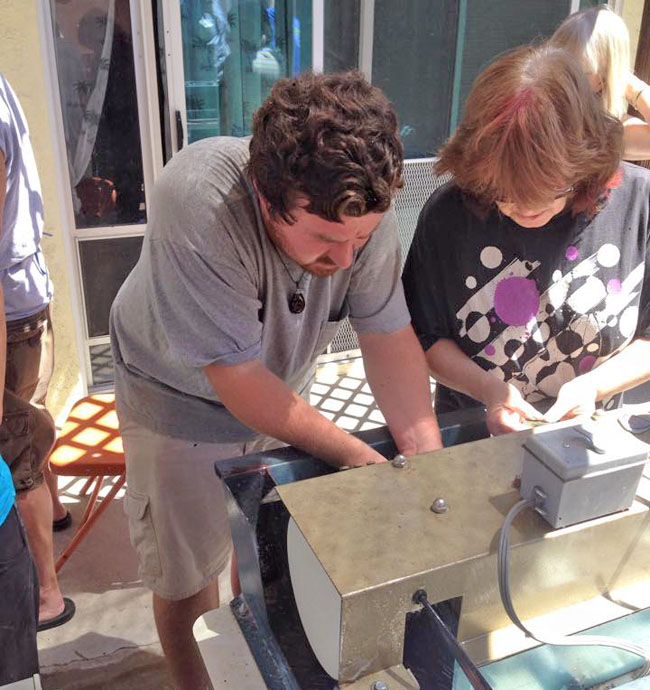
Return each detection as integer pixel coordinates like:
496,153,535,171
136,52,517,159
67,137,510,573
544,376,598,424
340,447,389,469
483,379,544,435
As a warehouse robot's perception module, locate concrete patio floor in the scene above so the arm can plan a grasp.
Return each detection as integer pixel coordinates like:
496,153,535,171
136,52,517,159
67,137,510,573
40,356,399,689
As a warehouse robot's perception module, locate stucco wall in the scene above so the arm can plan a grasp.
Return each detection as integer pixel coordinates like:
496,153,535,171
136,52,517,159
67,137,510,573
0,0,85,424
623,0,644,68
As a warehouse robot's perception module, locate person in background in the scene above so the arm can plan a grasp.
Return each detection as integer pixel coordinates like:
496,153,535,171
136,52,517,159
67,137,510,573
550,4,650,161
0,73,75,630
403,45,650,435
0,456,39,685
111,71,443,690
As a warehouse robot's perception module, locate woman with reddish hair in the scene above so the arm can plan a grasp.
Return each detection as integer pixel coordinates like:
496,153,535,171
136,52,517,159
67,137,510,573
403,44,650,435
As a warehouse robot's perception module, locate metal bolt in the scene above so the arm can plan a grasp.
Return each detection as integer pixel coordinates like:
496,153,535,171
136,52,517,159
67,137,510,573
431,497,449,514
234,598,248,616
563,441,571,448
391,453,408,469
371,682,388,690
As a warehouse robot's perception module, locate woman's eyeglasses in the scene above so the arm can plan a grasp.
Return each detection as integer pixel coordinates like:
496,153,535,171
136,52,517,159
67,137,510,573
494,185,575,205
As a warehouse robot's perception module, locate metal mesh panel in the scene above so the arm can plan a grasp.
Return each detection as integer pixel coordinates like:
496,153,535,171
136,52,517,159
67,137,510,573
327,159,451,355
89,343,115,386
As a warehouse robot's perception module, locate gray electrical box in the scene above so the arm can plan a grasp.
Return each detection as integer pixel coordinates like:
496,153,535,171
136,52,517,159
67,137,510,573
521,419,649,528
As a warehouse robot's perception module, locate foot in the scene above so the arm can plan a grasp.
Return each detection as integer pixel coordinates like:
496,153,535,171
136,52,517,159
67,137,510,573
52,502,69,523
39,585,65,624
53,510,72,531
38,597,76,632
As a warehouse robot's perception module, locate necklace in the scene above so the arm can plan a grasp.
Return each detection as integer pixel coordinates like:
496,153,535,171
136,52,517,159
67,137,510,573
271,243,307,314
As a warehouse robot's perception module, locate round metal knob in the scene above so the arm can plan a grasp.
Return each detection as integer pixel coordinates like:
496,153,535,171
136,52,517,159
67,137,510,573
371,681,389,690
391,454,408,468
431,497,449,514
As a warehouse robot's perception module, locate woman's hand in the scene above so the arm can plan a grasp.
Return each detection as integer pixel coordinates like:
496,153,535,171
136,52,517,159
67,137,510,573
544,376,598,423
483,379,544,436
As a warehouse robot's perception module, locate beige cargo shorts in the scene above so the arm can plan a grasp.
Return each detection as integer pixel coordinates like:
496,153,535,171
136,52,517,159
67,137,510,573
119,417,283,601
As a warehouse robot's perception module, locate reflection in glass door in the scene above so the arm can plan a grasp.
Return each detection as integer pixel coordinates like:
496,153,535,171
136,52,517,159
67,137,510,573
45,0,158,387
159,0,359,154
51,0,147,229
175,0,312,143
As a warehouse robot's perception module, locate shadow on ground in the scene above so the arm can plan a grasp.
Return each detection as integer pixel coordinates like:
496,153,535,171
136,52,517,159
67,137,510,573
41,640,171,689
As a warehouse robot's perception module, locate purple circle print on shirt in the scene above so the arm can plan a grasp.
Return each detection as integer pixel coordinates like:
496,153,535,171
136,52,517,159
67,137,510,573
578,355,597,374
493,277,540,326
566,246,579,261
607,278,622,294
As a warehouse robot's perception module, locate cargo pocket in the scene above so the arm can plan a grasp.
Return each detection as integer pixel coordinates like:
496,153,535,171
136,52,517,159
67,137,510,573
123,488,162,578
0,407,34,491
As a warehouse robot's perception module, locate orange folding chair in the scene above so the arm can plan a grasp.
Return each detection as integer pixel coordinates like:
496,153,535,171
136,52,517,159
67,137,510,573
49,393,125,572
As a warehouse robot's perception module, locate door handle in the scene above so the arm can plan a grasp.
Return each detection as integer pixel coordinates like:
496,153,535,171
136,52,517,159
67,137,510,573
175,110,184,150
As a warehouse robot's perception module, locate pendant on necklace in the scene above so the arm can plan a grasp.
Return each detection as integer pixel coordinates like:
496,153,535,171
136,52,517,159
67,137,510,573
289,291,306,314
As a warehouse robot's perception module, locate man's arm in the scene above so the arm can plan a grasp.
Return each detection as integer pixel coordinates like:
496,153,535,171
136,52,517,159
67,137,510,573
545,338,650,422
357,325,442,454
204,359,386,467
424,338,543,435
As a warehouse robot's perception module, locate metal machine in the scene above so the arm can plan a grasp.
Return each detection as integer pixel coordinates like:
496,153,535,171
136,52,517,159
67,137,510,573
216,409,650,690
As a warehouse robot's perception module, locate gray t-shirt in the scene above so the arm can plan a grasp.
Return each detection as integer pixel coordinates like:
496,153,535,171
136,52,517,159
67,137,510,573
110,137,409,442
0,73,52,320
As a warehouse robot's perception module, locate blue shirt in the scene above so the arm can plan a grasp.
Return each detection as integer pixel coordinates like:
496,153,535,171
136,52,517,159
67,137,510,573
0,73,52,320
0,456,15,526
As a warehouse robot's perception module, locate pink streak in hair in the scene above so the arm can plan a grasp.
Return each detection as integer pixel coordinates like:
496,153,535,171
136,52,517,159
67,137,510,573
483,87,535,143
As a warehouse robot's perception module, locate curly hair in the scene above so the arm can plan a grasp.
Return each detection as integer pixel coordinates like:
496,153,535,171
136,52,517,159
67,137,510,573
436,44,624,217
249,71,403,223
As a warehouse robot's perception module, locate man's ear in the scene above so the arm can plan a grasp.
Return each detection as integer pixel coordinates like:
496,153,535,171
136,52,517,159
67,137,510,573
250,177,269,212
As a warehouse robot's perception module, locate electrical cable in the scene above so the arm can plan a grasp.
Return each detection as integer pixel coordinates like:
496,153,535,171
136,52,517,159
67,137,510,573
498,498,650,677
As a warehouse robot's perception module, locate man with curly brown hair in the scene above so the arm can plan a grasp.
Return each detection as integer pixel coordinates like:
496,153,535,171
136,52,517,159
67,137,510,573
110,71,442,689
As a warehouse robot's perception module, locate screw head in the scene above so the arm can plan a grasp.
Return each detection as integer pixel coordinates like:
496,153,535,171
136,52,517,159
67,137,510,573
234,599,248,616
372,682,388,690
431,497,449,514
391,454,408,468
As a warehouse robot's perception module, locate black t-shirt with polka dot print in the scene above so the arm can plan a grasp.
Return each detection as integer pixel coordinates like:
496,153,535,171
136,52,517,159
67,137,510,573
403,162,650,414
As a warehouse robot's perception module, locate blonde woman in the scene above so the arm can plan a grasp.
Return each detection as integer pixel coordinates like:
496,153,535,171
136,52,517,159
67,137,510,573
551,4,650,161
